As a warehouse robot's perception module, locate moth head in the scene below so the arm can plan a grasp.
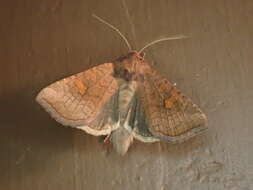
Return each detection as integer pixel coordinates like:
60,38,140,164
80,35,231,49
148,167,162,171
114,51,145,82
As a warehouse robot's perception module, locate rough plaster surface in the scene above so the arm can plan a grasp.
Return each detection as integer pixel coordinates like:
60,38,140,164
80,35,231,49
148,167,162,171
0,0,252,190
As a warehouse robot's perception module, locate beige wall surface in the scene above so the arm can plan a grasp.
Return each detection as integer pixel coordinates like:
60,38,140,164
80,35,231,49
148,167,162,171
0,0,252,190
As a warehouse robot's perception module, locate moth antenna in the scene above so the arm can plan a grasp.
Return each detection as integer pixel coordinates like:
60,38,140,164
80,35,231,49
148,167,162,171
92,14,132,51
138,35,187,54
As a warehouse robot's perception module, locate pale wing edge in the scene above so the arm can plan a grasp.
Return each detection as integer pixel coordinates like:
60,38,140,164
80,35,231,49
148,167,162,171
36,88,119,136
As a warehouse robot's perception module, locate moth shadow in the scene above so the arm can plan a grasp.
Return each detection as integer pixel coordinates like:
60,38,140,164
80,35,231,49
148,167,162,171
130,134,209,159
0,89,81,181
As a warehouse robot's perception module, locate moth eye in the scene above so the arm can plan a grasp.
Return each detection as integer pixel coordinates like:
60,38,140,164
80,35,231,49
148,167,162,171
123,69,129,74
139,52,145,59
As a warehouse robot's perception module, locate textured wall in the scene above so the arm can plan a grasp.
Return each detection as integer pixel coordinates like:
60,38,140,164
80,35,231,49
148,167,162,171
0,0,252,189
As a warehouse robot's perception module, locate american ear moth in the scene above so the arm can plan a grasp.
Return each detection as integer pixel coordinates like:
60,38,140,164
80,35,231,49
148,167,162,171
36,15,207,155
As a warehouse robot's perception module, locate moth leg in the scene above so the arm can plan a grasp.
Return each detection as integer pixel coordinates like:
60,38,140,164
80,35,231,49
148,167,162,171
103,133,111,144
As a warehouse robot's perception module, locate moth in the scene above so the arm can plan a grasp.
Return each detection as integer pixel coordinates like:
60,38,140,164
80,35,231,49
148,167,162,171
36,14,207,155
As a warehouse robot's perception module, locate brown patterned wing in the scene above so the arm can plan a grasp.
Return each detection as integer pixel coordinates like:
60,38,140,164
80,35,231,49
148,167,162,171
137,69,207,143
36,63,120,136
